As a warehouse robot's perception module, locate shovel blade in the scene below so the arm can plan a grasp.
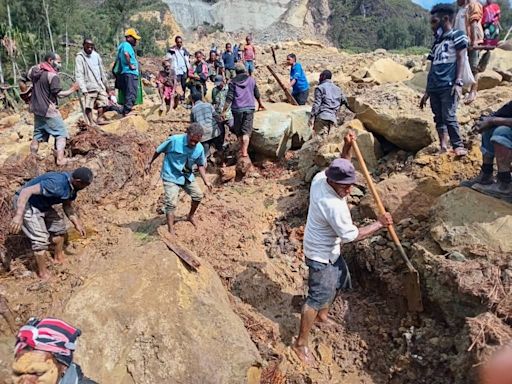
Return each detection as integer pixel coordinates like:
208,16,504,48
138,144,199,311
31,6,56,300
404,270,423,312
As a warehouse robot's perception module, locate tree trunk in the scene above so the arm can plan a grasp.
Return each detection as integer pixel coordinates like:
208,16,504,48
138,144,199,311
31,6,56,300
7,2,16,83
42,0,55,52
65,23,69,70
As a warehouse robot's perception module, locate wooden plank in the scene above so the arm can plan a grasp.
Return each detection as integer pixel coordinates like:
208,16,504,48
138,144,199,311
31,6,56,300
157,227,201,271
266,65,299,106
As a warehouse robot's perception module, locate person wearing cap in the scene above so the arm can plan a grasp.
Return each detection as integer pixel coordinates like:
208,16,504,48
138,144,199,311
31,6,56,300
212,75,233,133
12,317,97,383
292,133,393,366
9,168,93,280
222,62,265,160
115,28,141,116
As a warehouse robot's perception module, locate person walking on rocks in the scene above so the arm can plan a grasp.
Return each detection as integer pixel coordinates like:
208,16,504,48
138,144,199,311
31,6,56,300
243,36,256,76
461,100,512,201
222,63,265,160
12,317,98,384
293,132,393,366
9,168,93,280
190,92,223,159
454,0,485,105
168,36,190,101
287,53,309,106
145,123,212,236
420,4,468,156
75,38,110,125
188,51,209,98
27,53,79,166
222,43,237,81
157,59,178,114
309,70,348,137
114,28,141,116
212,75,233,133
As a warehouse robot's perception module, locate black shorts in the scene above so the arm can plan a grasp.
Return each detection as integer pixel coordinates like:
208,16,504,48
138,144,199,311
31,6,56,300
232,110,254,137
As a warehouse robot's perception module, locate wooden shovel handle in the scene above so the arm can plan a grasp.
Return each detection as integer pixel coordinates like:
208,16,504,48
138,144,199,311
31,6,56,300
351,140,417,272
351,141,410,261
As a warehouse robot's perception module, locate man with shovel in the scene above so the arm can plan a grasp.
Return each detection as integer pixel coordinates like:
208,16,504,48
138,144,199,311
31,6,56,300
292,132,393,366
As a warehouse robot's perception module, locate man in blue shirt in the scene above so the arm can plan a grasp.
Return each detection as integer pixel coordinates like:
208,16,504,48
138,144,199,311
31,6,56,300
145,123,213,236
222,43,237,80
420,4,468,156
287,53,310,105
116,28,141,116
10,167,93,280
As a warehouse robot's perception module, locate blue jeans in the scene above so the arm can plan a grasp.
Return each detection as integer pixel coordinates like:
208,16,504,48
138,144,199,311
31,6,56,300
429,88,463,148
245,60,255,75
305,257,352,311
481,126,512,158
120,73,139,114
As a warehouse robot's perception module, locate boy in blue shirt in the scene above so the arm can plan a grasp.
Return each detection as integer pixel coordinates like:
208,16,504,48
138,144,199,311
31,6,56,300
420,4,468,156
116,28,141,116
287,53,310,105
145,123,213,236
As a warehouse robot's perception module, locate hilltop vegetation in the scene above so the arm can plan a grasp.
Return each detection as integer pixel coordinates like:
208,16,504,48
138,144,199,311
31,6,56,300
328,0,512,51
0,0,170,82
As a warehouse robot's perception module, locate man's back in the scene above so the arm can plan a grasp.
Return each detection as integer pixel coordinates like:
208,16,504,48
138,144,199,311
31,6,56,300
191,101,218,141
314,80,344,123
18,172,76,212
28,65,61,118
229,74,257,110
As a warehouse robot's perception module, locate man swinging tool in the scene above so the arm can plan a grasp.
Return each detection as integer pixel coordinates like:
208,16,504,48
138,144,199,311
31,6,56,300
292,132,393,366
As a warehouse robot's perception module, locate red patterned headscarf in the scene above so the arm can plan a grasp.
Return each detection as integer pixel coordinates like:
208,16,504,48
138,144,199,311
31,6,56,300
14,317,81,367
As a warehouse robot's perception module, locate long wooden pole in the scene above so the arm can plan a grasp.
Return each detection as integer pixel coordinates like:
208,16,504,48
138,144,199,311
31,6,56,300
42,0,55,53
266,65,298,106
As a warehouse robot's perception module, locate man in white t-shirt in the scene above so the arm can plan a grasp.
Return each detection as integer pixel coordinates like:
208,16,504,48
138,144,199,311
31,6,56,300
292,133,393,366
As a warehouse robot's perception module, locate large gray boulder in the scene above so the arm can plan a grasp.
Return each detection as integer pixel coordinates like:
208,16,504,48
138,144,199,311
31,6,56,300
251,103,311,159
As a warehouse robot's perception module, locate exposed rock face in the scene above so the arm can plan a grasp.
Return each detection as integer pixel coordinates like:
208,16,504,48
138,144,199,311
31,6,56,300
297,119,381,181
164,0,330,33
349,84,436,152
251,103,311,159
359,174,447,221
366,58,414,85
64,237,261,384
430,188,512,259
101,115,150,135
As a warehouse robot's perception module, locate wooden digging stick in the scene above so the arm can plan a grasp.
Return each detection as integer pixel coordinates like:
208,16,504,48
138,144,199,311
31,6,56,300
266,65,298,106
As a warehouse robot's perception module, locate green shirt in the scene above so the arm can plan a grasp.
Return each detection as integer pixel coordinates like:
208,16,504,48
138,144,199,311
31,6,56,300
212,85,232,121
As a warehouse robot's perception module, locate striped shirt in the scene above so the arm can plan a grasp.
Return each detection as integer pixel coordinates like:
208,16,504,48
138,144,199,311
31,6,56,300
190,100,221,142
427,29,468,92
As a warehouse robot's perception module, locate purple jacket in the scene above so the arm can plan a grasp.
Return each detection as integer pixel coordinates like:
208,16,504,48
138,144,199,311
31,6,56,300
226,74,260,111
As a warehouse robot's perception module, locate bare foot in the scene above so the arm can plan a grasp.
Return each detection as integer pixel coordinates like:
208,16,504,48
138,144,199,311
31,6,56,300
37,270,51,281
315,315,339,328
187,215,197,227
167,226,176,237
53,254,67,265
292,344,317,367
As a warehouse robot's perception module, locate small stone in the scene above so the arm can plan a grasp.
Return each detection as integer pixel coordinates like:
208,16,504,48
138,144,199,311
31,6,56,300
447,251,466,262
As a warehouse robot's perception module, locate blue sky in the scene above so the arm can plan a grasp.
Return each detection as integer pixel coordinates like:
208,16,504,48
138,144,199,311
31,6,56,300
412,0,511,8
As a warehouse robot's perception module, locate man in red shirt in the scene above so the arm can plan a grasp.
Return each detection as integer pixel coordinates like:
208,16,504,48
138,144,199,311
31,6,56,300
243,36,256,76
